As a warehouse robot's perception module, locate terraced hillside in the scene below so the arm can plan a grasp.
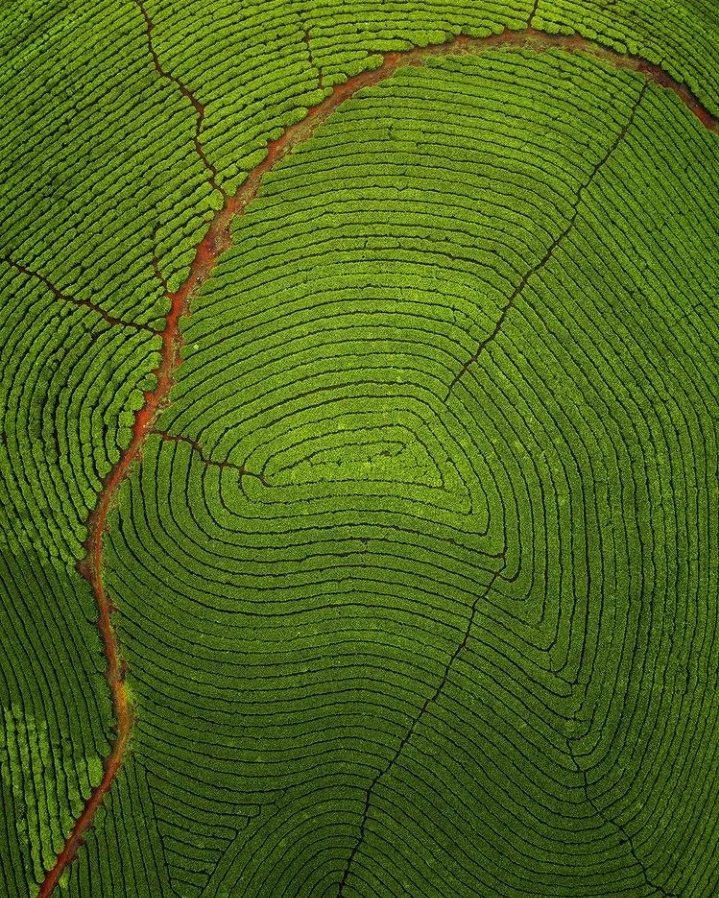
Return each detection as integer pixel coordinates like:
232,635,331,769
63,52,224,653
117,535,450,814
1,2,718,897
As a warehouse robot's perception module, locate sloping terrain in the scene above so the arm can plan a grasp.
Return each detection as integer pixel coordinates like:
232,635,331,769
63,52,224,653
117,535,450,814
1,2,718,897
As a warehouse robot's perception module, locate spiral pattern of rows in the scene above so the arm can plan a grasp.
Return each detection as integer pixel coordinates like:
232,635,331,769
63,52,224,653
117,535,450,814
85,48,719,897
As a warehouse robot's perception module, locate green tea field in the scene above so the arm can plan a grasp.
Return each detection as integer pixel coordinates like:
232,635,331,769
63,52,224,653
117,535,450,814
1,1,718,896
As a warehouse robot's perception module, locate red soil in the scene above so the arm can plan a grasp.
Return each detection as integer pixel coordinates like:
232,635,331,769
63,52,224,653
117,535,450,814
37,27,717,897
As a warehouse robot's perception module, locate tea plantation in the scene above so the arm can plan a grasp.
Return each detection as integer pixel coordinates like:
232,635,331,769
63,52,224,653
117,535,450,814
1,2,718,897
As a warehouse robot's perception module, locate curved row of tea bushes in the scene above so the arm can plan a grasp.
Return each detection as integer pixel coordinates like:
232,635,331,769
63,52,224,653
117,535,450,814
72,48,719,897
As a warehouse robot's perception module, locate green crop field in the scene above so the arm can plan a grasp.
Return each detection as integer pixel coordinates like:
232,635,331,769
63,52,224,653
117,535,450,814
1,2,718,897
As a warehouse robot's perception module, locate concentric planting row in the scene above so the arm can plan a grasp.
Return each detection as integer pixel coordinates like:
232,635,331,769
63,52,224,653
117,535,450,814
60,49,719,897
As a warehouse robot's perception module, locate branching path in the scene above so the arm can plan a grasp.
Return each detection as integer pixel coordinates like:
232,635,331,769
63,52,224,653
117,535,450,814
36,23,719,898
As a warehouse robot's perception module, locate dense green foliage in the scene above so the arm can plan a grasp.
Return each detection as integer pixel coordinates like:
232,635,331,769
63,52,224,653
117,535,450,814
534,0,719,115
1,1,718,897
0,552,110,895
93,50,719,896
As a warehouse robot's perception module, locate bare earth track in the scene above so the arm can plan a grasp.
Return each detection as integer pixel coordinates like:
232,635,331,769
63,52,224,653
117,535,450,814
35,25,719,898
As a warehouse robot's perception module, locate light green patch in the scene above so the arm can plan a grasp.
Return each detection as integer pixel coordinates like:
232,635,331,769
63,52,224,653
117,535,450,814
87,756,104,789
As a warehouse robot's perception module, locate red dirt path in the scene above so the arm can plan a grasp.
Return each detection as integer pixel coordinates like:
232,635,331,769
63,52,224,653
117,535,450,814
37,27,718,897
